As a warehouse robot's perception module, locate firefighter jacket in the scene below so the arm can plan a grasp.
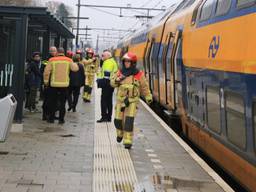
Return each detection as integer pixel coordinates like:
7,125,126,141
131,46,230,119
43,54,79,88
82,58,99,75
110,70,152,104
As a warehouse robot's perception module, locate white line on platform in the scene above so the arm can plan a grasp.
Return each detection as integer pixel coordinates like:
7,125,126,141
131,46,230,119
150,159,161,163
148,154,158,157
145,149,154,153
153,165,163,169
140,99,234,192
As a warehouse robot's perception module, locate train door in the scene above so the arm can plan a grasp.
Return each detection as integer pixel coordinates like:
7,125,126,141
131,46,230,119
143,39,150,80
164,32,174,108
149,42,155,93
149,41,160,98
145,38,155,91
165,29,182,110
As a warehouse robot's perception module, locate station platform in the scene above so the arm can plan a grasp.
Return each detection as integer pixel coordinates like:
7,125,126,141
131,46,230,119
0,88,233,192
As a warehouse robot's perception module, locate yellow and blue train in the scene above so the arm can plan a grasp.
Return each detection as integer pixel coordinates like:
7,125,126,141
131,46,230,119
114,0,256,191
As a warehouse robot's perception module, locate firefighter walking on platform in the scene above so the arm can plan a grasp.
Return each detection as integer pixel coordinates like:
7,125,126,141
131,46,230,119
43,48,78,124
82,48,99,102
110,52,152,149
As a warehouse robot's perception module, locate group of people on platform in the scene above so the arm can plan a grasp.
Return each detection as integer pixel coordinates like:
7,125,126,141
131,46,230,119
24,47,152,149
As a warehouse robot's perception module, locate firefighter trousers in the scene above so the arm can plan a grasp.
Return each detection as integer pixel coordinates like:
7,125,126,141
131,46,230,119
83,74,94,101
114,101,138,145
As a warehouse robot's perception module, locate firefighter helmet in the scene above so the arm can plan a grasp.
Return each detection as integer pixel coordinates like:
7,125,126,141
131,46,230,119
86,48,94,56
122,52,137,63
66,50,74,58
76,49,82,54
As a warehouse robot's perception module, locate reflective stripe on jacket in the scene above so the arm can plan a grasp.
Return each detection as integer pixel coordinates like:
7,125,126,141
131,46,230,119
110,70,152,103
44,55,78,88
83,58,99,75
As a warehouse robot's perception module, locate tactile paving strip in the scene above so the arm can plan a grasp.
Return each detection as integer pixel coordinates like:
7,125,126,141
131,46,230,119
93,89,138,192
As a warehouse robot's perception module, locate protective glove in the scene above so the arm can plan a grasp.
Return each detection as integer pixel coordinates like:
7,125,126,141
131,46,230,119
115,74,126,83
124,97,130,107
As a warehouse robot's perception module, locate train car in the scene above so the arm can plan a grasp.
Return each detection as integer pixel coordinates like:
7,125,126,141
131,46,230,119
114,0,256,191
181,0,256,190
114,42,122,63
128,29,147,71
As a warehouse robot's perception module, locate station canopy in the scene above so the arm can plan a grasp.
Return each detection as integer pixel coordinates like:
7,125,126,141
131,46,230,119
0,5,74,39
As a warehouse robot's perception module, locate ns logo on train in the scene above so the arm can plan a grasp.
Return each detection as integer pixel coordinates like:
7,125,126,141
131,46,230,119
208,36,220,59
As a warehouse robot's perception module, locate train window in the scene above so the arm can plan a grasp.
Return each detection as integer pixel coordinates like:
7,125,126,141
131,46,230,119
199,0,215,21
172,0,187,14
149,43,155,73
215,0,232,16
225,92,246,149
237,0,256,9
191,0,204,25
152,45,158,74
206,87,221,133
158,44,164,78
166,42,173,80
183,0,196,9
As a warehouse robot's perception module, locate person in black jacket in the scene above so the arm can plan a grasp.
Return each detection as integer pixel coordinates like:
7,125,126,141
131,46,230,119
41,46,57,120
67,54,85,112
25,52,42,112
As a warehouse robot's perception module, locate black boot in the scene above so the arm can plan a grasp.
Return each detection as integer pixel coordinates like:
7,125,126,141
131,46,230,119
42,113,48,121
47,119,54,123
67,106,72,112
97,118,107,123
116,137,123,143
59,119,65,124
124,144,132,149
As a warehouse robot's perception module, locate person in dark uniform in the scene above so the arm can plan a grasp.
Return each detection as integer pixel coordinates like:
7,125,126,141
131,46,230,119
41,46,57,120
96,50,118,122
25,52,42,112
67,54,85,112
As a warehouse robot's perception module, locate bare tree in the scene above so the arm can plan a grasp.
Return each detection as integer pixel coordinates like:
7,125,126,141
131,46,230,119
45,1,60,14
0,0,40,6
56,3,74,28
45,1,75,28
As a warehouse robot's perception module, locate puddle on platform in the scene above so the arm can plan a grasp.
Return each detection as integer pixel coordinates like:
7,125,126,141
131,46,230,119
0,151,9,155
60,134,76,137
134,172,209,192
42,127,65,133
15,179,44,188
0,151,28,156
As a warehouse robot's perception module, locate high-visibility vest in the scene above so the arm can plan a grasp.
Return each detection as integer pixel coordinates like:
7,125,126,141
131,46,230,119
98,58,118,79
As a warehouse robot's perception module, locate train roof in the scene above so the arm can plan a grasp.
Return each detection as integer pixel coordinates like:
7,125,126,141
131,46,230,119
116,0,193,48
117,2,181,47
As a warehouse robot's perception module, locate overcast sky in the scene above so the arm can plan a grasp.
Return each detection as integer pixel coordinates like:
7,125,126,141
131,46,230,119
42,0,182,51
